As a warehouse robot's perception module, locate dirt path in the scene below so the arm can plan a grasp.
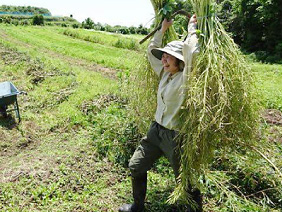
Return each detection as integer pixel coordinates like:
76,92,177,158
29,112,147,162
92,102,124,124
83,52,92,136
262,109,282,126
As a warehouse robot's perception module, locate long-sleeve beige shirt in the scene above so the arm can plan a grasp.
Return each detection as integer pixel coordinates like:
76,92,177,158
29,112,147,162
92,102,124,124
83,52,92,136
147,22,199,130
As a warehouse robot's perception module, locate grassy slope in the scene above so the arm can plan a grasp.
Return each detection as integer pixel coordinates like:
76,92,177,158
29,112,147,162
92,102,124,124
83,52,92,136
0,25,281,211
251,63,282,110
1,25,142,71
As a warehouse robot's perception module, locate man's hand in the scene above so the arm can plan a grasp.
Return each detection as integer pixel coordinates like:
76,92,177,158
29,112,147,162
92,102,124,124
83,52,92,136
161,18,173,34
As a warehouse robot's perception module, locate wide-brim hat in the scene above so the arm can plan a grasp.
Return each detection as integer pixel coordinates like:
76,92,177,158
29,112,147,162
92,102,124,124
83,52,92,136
151,40,184,62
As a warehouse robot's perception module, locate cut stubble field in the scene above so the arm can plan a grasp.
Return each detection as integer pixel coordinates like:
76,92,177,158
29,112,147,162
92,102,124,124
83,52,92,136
0,25,281,211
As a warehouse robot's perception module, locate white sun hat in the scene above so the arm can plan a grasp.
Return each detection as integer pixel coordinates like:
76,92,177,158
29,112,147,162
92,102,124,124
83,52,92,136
151,40,184,62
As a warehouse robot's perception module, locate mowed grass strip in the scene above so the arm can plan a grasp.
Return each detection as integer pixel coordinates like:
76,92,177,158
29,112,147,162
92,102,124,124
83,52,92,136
1,25,144,71
56,27,148,51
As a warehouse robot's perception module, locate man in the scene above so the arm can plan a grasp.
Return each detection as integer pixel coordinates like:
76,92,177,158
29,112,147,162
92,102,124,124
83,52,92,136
119,14,202,212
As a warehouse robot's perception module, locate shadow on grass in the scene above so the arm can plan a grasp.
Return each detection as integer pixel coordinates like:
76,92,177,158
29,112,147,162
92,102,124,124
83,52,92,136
145,203,187,212
145,186,188,212
0,114,18,129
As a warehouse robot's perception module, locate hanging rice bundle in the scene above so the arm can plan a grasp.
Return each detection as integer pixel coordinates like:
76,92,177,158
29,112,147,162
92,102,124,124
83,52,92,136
169,0,259,204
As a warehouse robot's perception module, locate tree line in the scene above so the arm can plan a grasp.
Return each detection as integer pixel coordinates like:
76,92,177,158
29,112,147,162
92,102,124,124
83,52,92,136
0,14,78,27
0,5,51,16
81,18,149,35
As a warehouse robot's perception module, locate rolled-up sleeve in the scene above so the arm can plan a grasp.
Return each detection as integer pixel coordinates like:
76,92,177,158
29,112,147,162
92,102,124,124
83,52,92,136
147,30,164,78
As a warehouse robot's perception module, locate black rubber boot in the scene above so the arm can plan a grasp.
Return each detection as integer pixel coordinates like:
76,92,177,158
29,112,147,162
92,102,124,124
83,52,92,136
118,173,147,212
186,189,203,212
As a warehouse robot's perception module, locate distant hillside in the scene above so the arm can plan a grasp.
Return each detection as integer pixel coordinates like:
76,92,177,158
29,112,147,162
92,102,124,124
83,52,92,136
0,5,51,16
0,5,79,27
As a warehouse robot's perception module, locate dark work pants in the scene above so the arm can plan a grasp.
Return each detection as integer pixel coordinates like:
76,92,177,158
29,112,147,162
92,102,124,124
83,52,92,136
129,121,180,178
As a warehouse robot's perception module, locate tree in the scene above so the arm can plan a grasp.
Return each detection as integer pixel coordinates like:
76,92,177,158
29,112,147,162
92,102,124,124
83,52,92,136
32,14,44,25
72,23,79,28
82,17,94,29
129,26,136,34
118,26,129,34
136,24,149,35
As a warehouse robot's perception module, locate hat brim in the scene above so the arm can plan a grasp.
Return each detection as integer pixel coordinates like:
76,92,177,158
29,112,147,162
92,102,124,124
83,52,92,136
151,48,184,62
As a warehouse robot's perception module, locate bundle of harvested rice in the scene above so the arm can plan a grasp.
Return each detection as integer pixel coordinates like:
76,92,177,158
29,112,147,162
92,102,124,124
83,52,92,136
169,0,259,204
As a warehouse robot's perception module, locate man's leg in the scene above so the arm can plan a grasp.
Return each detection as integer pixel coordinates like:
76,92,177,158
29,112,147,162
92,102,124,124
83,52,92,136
119,122,163,212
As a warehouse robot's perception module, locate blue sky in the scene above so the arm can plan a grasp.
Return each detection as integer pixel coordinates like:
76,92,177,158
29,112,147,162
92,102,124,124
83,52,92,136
0,0,155,27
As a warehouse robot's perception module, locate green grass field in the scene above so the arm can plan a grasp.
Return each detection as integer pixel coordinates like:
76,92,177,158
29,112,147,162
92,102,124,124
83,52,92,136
0,25,281,211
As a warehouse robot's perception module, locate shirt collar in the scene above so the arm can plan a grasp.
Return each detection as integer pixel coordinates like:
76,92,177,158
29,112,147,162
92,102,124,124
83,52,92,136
168,71,181,80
